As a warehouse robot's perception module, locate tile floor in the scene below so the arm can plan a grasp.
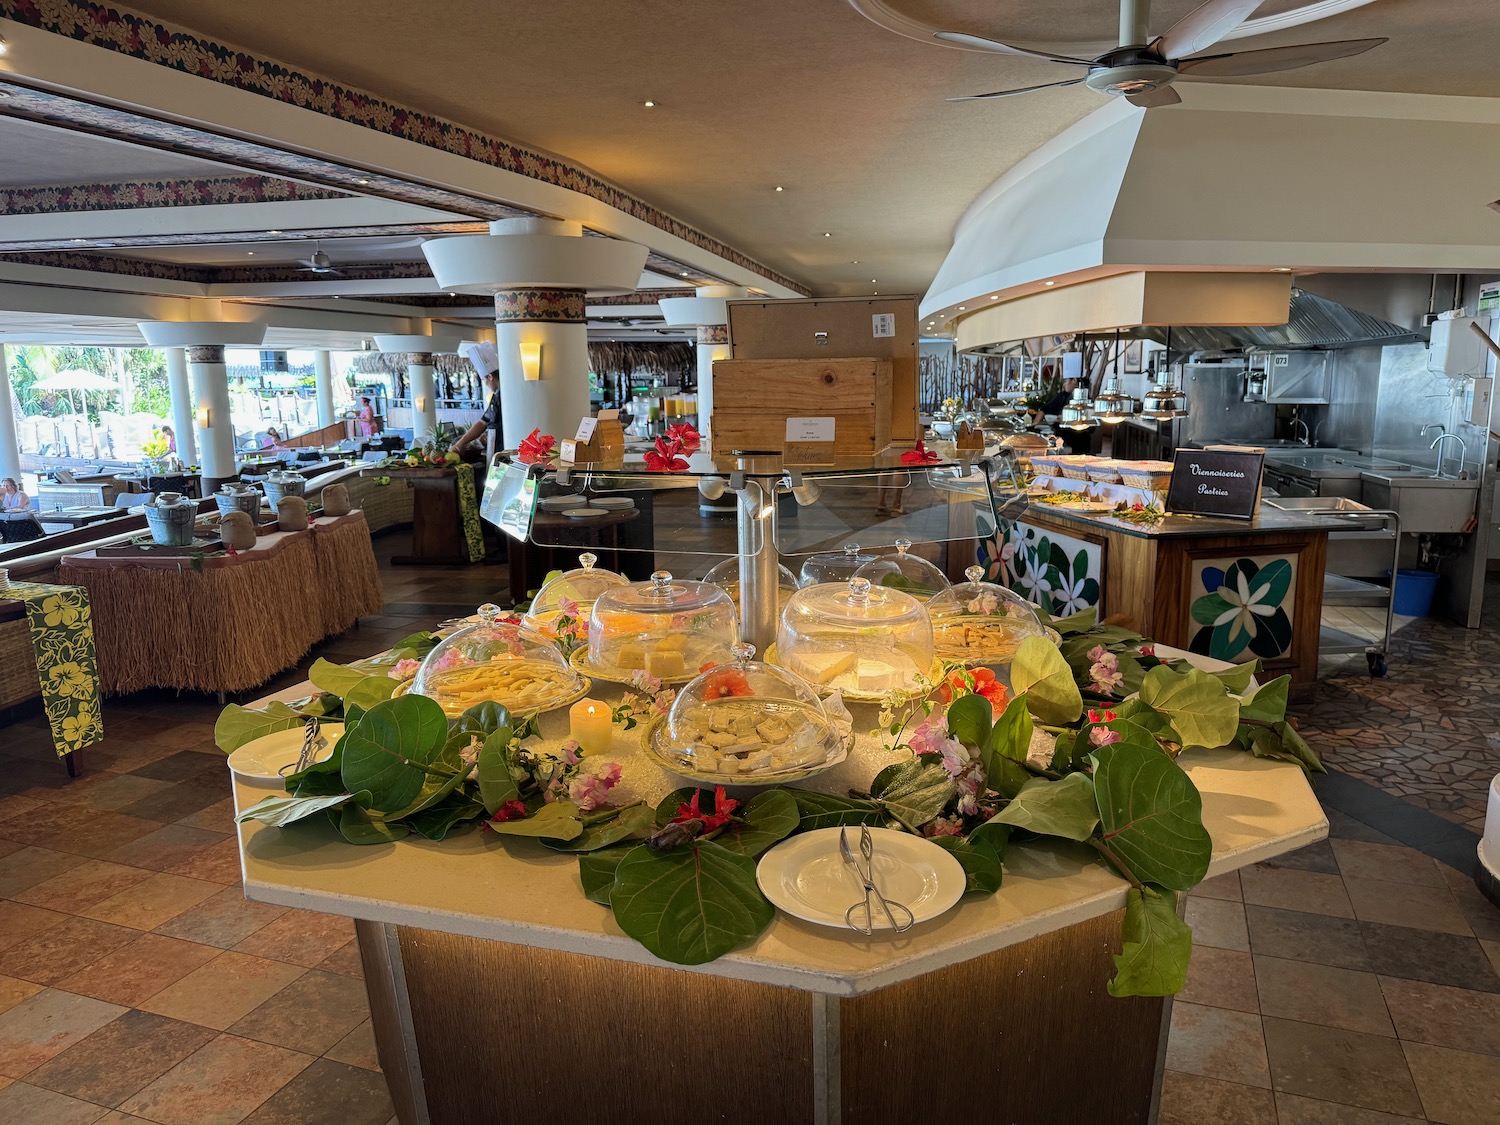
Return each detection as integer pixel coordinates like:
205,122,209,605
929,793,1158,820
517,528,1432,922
1,532,1498,1123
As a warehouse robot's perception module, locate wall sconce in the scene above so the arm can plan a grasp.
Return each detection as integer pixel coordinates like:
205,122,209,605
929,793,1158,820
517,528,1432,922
415,396,429,414
196,405,211,428
519,341,542,381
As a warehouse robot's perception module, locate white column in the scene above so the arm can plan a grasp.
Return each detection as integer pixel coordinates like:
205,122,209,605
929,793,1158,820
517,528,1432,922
165,347,197,467
408,354,437,444
313,349,336,429
695,325,731,430
658,286,750,445
188,345,237,486
493,317,591,449
0,344,22,484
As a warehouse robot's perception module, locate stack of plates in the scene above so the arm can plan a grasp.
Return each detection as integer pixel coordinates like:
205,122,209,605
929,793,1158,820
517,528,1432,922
565,508,609,519
589,496,636,512
539,495,587,513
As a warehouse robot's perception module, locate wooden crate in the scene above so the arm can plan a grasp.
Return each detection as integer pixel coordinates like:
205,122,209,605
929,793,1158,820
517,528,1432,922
725,296,919,442
710,358,892,457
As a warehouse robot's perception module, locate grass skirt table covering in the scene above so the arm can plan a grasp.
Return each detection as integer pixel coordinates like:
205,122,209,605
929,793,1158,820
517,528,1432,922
2,580,104,757
58,511,383,695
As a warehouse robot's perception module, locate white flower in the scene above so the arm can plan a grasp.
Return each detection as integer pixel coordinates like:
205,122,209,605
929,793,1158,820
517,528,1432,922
1212,569,1279,646
1054,572,1093,615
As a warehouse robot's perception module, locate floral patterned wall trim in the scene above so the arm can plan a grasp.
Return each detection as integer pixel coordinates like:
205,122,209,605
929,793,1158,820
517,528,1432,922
1189,555,1297,663
978,522,1103,618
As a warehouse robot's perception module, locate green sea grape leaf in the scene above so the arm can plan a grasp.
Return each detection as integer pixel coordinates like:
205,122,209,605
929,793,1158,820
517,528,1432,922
1108,885,1192,998
486,799,583,840
236,792,354,827
1093,742,1212,891
543,804,657,853
387,759,472,821
944,693,993,751
1239,675,1290,725
579,845,638,906
991,773,1099,841
340,695,450,814
1210,663,1258,694
1139,665,1241,749
711,790,800,858
214,701,304,754
871,759,957,832
610,840,775,965
1110,699,1178,742
1049,607,1097,634
985,693,1034,764
966,819,1011,857
475,728,519,815
1012,636,1083,725
787,790,884,831
309,658,397,711
407,795,485,841
338,803,409,845
655,787,711,826
930,835,1005,895
454,701,513,737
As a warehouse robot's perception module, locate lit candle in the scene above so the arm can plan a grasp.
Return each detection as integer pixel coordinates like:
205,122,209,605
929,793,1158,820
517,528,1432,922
569,699,613,756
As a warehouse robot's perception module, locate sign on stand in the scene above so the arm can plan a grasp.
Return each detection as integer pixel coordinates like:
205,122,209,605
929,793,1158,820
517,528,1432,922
1166,447,1265,520
783,417,837,466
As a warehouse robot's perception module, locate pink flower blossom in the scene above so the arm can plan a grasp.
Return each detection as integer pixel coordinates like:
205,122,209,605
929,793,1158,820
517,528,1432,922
937,738,975,780
1089,726,1123,747
389,658,420,681
1088,645,1123,693
907,713,950,759
923,815,965,838
558,596,580,619
966,591,999,615
560,739,580,767
569,760,622,812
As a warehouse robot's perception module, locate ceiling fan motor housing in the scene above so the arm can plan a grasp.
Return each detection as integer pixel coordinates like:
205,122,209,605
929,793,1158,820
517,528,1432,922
1085,46,1177,96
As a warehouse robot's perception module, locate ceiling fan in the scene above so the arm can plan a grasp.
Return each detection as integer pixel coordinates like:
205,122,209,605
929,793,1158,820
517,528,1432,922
296,242,344,276
941,0,1386,107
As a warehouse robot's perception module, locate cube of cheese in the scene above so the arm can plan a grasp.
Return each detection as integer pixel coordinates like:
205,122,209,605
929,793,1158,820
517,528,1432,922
645,649,685,678
617,643,646,670
656,634,688,652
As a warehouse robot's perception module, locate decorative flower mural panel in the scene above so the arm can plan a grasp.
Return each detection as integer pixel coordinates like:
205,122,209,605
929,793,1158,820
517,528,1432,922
1189,555,1297,663
978,521,1102,618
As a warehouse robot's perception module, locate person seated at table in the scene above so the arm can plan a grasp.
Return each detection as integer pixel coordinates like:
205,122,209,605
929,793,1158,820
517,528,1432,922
1,477,30,512
260,427,287,450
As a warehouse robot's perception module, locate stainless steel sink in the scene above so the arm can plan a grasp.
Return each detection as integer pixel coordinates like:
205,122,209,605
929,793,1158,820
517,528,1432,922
1265,496,1372,512
1359,470,1477,486
1359,471,1478,533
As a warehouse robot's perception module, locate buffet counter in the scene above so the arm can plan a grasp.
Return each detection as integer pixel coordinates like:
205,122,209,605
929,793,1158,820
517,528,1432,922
234,672,1326,1125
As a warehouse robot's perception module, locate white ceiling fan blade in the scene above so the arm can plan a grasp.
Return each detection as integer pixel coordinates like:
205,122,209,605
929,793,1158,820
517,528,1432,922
1126,85,1183,108
948,78,1087,102
933,31,1092,66
1156,0,1266,59
1177,36,1386,76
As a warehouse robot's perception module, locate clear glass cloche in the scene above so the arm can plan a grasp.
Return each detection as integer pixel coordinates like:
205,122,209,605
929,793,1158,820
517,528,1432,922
647,642,847,782
852,538,951,600
523,552,627,637
411,604,584,716
928,566,1048,665
797,543,877,587
701,557,801,609
583,570,740,682
776,576,934,699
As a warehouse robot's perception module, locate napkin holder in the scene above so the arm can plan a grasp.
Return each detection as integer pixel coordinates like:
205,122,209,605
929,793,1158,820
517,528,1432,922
955,422,985,453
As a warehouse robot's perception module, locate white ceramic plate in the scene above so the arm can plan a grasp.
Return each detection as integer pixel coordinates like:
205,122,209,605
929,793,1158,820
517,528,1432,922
589,496,636,511
564,507,609,519
228,722,344,788
756,827,966,931
539,496,587,512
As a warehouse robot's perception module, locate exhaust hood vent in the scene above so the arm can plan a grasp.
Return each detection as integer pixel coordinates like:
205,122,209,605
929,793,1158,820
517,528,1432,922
1136,289,1424,353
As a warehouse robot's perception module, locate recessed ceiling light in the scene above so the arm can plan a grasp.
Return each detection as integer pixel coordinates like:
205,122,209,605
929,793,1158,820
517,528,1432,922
355,178,371,185
247,251,255,255
268,229,282,236
822,232,831,238
71,238,86,243
989,295,999,300
957,306,966,311
642,100,656,107
870,278,877,283
1044,280,1056,287
850,260,860,265
774,185,784,192
1273,267,1293,273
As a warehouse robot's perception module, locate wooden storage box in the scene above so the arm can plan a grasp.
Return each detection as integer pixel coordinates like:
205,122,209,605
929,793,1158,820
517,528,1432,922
710,358,893,458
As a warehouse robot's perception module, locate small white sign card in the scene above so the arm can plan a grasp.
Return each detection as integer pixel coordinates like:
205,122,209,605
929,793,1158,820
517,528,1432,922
574,416,599,443
784,416,837,466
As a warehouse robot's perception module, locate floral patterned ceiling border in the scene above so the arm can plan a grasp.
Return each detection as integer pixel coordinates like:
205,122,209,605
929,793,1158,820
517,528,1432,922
0,174,345,216
0,0,810,296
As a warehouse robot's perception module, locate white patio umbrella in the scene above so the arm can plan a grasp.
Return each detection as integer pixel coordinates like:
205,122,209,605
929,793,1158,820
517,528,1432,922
31,369,120,418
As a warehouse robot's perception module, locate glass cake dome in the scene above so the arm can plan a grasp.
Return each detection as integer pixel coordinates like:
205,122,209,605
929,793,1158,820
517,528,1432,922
523,551,627,637
701,557,801,608
583,570,739,683
411,604,585,717
776,576,934,700
646,642,848,783
928,566,1048,666
797,543,877,587
852,538,951,600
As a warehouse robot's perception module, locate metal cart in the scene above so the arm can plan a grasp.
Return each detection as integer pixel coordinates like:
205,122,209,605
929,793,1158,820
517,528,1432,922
1316,506,1401,677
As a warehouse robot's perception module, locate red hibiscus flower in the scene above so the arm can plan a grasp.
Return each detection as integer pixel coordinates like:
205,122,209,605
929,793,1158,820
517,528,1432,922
703,668,753,699
644,436,689,472
488,799,529,823
673,785,739,832
518,428,556,464
665,423,702,454
936,667,1010,716
900,441,941,466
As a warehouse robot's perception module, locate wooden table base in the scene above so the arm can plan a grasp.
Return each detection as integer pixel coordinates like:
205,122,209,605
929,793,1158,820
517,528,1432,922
358,910,1169,1125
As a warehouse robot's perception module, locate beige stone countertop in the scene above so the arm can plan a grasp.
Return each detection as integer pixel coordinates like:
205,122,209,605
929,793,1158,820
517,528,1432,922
233,669,1327,996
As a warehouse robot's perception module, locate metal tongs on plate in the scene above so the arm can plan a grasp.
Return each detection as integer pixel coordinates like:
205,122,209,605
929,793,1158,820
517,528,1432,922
278,717,325,777
840,826,915,935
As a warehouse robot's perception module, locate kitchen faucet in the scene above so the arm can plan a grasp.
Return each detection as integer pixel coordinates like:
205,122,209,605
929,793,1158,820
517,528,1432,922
1429,432,1467,478
1293,418,1311,446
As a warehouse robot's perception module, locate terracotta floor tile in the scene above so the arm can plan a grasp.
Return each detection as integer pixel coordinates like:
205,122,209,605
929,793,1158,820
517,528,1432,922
1192,870,1242,902
1402,1041,1500,1125
139,951,306,1031
1343,875,1473,937
100,824,230,873
90,1111,157,1124
1179,946,1259,1014
232,910,357,968
1263,1016,1423,1117
1360,923,1500,993
1254,956,1394,1037
0,1081,112,1124
1164,1002,1270,1089
1274,1091,1429,1123
1379,975,1500,1057
118,1033,314,1125
34,812,164,861
1244,905,1372,972
0,988,126,1078
0,795,49,824
229,969,370,1055
11,860,154,915
0,901,68,954
1157,1071,1276,1125
314,940,364,979
64,774,176,814
1330,839,1447,888
240,1057,392,1125
1240,865,1355,919
154,888,287,949
163,835,245,885
0,975,44,1018
82,872,222,931
25,1008,217,1108
323,1020,379,1072
1185,896,1251,952
0,846,86,898
176,797,237,834
58,933,220,1008
0,916,137,986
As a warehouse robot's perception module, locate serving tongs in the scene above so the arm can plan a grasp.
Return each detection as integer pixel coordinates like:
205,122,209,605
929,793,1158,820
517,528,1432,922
278,716,325,777
840,826,915,935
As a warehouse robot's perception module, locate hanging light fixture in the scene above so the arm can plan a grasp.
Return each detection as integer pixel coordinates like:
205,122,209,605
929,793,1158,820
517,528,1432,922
1060,386,1097,430
1140,370,1188,419
1093,376,1136,424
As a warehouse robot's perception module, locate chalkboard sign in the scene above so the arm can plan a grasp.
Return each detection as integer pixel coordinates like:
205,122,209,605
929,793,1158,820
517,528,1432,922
1166,448,1265,520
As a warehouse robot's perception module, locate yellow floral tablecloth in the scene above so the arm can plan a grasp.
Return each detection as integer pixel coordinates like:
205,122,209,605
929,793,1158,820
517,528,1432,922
455,462,485,563
6,581,104,757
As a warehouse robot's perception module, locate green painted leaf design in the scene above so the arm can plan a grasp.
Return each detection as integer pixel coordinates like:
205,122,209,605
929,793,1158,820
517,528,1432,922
340,695,451,814
1139,665,1241,749
1012,636,1083,725
542,803,656,853
1191,591,1236,627
787,790,884,831
579,845,637,905
871,758,957,832
236,792,354,827
1108,885,1192,998
1093,742,1212,891
711,790,800,858
1239,675,1290,724
930,836,1004,894
991,773,1099,840
487,799,583,840
610,840,775,965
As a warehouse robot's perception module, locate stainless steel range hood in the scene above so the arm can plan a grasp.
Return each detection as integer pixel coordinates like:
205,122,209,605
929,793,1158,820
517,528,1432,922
1135,289,1424,352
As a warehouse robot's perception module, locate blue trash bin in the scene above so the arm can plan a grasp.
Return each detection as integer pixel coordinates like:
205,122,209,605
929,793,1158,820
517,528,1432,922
1389,568,1439,617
